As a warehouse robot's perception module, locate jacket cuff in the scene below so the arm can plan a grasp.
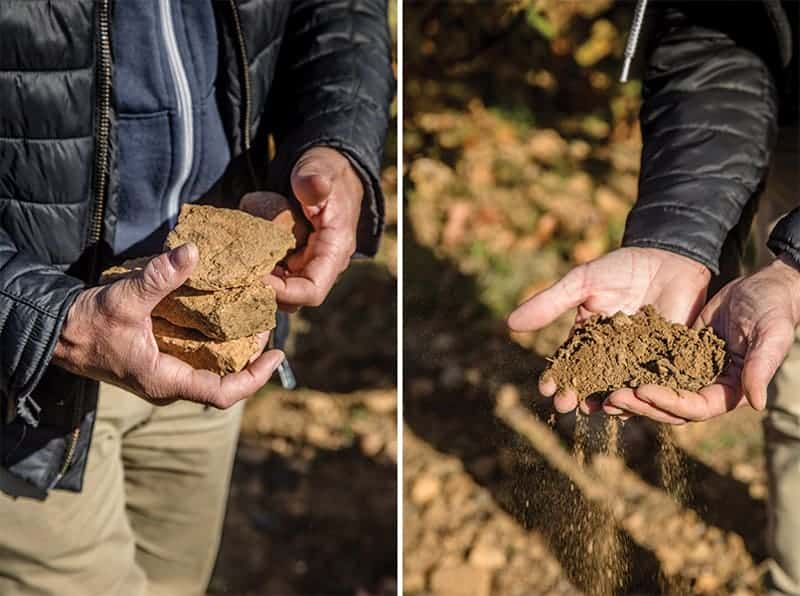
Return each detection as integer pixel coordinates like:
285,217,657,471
11,282,84,426
267,131,385,257
768,208,800,269
622,198,728,274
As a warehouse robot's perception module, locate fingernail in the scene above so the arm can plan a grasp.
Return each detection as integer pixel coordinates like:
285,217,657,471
169,243,197,269
604,405,624,415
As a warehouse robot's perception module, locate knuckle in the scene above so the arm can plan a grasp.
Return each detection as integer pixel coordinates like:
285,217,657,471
97,286,123,319
212,395,234,410
142,255,172,291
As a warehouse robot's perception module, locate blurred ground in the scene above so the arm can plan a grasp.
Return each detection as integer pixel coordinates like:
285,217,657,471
404,2,767,594
208,2,398,590
210,237,398,595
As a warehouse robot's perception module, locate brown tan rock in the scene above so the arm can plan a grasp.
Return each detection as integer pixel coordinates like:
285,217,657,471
165,203,295,291
102,258,278,341
152,317,259,375
429,564,492,596
153,285,276,341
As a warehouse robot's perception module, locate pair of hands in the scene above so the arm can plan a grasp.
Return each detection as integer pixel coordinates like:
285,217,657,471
508,247,800,425
53,147,363,409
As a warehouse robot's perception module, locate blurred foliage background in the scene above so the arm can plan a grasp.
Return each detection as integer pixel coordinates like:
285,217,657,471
405,0,642,346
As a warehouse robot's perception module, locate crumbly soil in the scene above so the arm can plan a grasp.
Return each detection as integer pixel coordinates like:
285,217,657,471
543,306,726,400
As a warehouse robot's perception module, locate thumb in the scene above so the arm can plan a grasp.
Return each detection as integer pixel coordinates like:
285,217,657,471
118,243,198,317
741,319,795,410
291,150,339,209
507,267,589,332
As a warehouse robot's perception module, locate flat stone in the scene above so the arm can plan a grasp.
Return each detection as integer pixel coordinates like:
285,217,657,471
410,474,441,506
102,258,278,341
152,317,259,375
468,543,507,570
153,284,276,340
429,564,492,596
165,203,295,291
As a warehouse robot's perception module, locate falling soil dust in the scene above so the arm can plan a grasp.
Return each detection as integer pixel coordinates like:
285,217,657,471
524,306,728,594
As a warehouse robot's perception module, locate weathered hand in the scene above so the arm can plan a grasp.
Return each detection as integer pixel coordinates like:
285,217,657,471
603,254,800,424
507,247,711,414
260,146,364,309
53,244,283,408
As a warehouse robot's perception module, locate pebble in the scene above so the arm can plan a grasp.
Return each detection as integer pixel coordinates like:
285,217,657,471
364,392,397,414
411,475,442,506
360,433,384,457
430,564,492,596
693,572,721,593
468,543,507,569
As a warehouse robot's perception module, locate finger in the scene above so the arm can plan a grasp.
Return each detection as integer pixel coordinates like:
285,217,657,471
605,388,688,425
742,320,795,410
239,191,292,219
553,389,578,413
249,331,271,364
507,267,588,332
601,403,634,420
633,383,744,421
155,349,284,408
291,150,340,210
213,349,285,408
266,252,343,308
113,244,198,318
239,192,312,247
539,376,557,397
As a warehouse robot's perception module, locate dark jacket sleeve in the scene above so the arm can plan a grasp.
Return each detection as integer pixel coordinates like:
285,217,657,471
0,229,84,423
622,4,780,274
267,0,395,257
768,210,800,267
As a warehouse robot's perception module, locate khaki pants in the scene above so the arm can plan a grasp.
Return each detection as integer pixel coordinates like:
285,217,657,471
0,384,243,596
752,128,800,596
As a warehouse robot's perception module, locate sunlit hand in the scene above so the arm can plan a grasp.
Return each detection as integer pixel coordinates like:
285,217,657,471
507,247,711,414
53,245,283,408
258,146,363,309
603,254,800,424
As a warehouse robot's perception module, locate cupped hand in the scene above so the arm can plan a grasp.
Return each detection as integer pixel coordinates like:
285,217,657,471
251,146,363,309
603,254,800,424
507,247,711,414
53,244,284,408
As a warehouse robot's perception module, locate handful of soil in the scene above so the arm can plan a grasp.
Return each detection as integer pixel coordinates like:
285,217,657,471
102,203,300,375
542,306,726,401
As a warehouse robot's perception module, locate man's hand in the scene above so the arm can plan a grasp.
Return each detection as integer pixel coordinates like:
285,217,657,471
246,146,363,309
603,254,800,424
507,247,711,414
52,244,284,408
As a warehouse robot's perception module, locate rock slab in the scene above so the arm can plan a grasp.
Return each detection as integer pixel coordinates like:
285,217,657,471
102,259,278,341
152,318,258,375
165,203,295,291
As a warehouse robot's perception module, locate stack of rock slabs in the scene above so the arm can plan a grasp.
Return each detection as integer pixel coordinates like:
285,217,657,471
102,204,296,374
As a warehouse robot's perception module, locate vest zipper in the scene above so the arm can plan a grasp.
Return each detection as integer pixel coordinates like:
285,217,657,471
52,0,113,489
228,0,252,152
160,0,195,228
